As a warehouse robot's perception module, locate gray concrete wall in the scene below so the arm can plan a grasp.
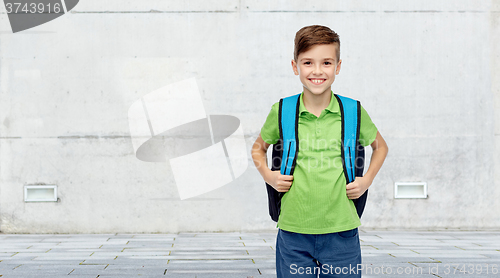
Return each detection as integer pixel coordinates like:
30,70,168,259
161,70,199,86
0,0,499,233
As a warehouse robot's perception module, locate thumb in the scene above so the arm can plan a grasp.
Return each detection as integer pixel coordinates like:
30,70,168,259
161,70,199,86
346,181,355,189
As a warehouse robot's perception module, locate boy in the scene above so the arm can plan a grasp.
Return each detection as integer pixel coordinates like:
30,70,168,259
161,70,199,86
251,25,388,277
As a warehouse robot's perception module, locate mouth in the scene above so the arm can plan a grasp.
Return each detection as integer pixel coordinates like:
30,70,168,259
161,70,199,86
309,78,326,85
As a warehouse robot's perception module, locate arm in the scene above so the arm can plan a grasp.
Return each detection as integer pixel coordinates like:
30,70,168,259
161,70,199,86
346,131,389,199
251,134,293,192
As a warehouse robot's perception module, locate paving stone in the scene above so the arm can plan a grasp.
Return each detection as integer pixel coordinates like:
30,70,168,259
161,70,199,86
0,230,499,276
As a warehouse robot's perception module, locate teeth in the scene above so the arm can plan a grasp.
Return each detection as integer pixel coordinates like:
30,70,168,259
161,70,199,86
311,79,324,84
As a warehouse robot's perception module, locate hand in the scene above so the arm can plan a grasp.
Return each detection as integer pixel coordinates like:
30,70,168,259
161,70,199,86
346,176,371,199
266,170,293,192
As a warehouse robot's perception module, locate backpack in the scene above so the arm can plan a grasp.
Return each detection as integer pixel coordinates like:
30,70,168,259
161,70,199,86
265,93,368,222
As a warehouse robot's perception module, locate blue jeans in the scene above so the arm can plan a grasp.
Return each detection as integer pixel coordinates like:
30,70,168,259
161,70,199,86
276,228,362,277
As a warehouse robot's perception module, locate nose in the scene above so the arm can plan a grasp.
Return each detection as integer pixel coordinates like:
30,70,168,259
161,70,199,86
312,64,323,75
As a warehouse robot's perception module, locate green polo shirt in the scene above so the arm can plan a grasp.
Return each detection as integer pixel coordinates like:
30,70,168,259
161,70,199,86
260,90,378,234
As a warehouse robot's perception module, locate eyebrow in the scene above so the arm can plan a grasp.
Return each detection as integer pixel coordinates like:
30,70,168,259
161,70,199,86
300,58,335,62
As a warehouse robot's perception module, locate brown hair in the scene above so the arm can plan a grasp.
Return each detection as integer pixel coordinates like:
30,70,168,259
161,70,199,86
293,25,340,62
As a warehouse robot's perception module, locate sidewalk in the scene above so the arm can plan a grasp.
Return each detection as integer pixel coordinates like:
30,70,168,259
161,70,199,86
0,229,499,277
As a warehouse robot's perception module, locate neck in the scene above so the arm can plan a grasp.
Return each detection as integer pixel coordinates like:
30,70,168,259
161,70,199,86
302,88,332,112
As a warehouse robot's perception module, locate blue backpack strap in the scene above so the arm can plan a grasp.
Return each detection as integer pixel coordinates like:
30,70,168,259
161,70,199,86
278,93,301,175
335,94,368,218
265,93,300,222
334,94,360,184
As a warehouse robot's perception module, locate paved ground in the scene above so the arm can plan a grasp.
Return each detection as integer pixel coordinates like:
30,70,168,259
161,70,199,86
0,229,499,277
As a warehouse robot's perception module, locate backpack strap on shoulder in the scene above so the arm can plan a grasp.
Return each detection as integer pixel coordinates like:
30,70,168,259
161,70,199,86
266,93,301,223
278,93,301,175
335,94,368,218
334,94,361,184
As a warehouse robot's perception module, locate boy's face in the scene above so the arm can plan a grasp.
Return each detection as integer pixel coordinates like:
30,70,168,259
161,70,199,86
291,43,341,96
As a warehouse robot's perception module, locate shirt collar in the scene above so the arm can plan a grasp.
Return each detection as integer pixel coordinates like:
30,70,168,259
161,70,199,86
298,90,340,115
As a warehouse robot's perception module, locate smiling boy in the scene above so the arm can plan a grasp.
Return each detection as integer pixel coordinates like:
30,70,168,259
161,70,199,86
251,25,388,277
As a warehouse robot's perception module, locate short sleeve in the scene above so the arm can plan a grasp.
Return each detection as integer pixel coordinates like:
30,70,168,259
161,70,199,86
359,104,378,147
260,102,280,145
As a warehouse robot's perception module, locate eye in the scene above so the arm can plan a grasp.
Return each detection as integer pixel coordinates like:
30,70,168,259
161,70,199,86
324,62,332,65
304,61,311,65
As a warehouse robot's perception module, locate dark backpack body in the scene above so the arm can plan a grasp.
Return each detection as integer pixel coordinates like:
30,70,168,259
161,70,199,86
265,93,368,222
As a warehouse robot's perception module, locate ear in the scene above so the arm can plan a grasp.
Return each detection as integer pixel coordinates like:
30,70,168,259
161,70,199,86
291,59,299,75
336,59,342,75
